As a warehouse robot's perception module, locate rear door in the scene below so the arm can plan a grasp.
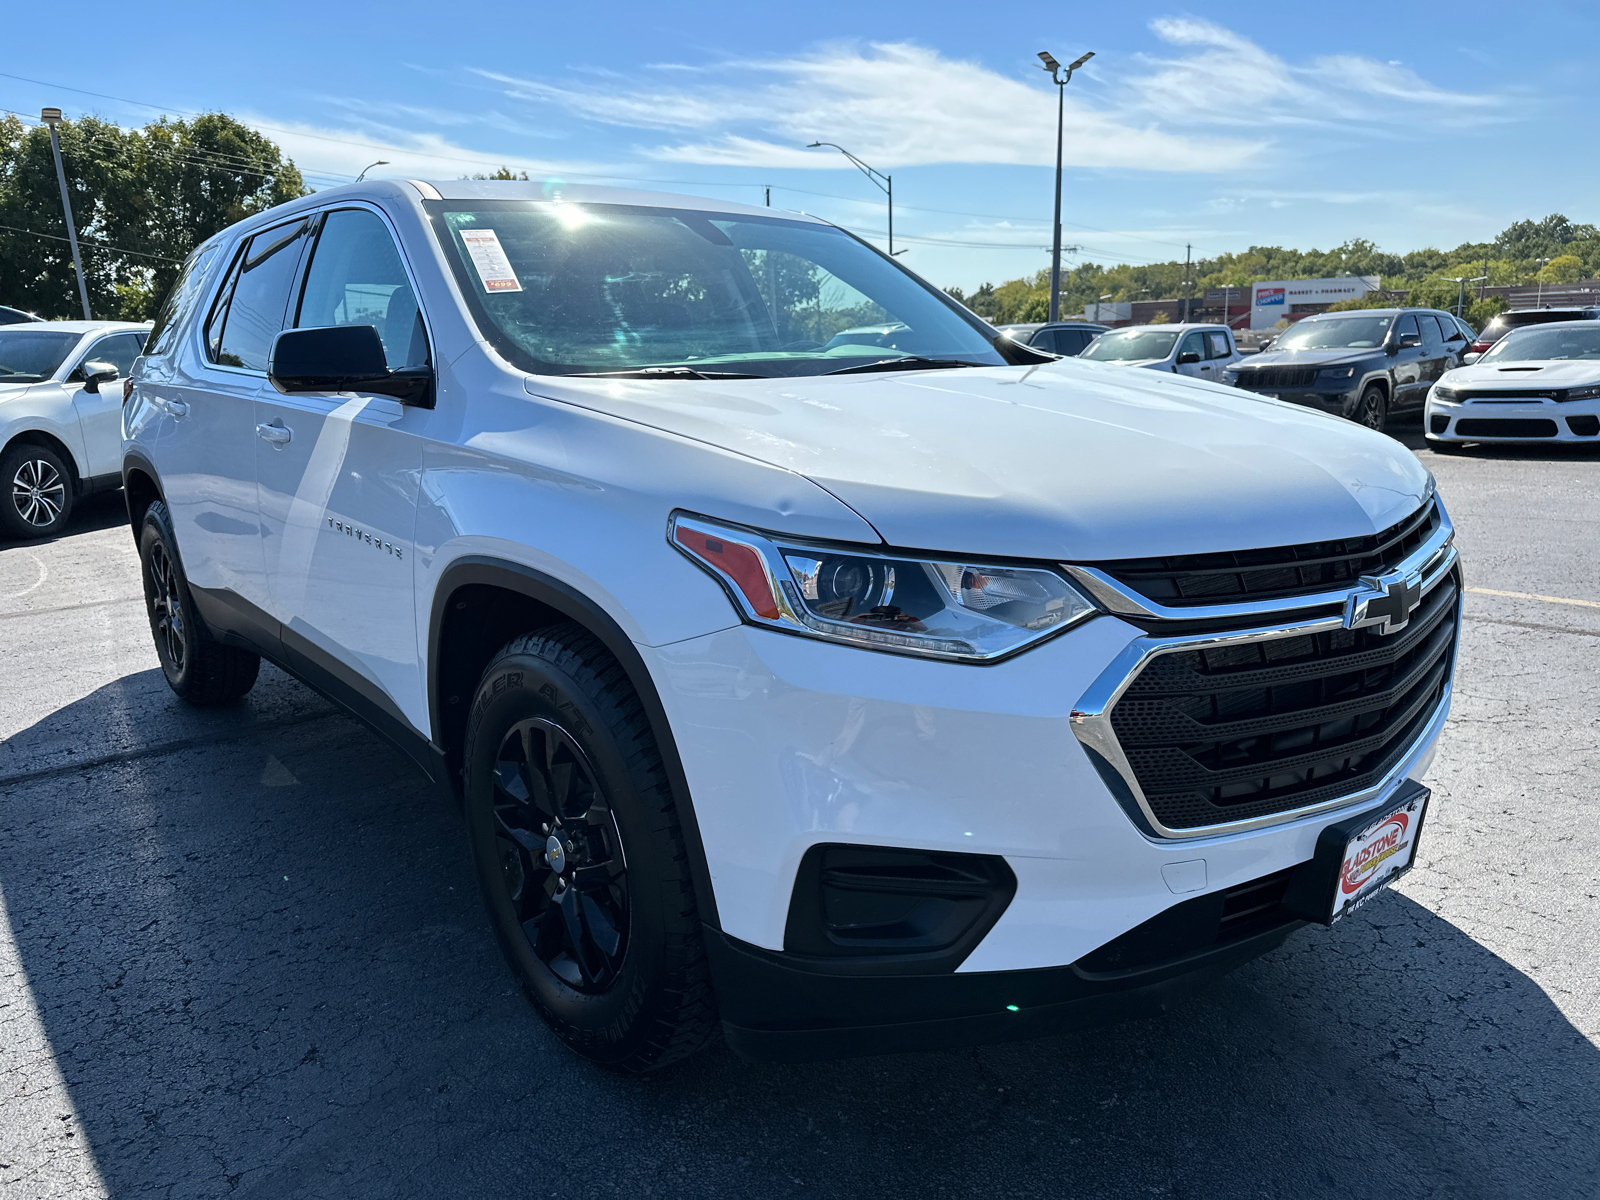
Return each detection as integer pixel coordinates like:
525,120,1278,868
152,219,311,631
1206,330,1236,377
1413,315,1450,408
66,329,144,480
253,205,432,733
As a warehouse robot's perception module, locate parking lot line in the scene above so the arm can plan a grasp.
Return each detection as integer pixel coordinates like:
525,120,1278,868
1466,586,1600,610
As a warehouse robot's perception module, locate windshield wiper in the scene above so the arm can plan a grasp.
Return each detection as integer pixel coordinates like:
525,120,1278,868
823,356,990,376
573,366,768,380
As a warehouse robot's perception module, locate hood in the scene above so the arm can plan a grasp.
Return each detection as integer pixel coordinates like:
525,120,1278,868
526,359,1430,562
1442,359,1600,389
1243,347,1379,369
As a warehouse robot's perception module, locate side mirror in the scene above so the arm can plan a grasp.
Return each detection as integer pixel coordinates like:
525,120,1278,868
269,325,433,406
1397,332,1422,350
80,362,118,393
1176,351,1201,365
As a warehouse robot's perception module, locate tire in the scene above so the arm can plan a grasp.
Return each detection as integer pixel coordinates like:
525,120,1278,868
1,441,74,540
138,500,260,704
1355,384,1388,433
462,623,717,1071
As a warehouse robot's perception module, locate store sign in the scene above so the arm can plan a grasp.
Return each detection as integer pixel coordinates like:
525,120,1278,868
1257,288,1285,307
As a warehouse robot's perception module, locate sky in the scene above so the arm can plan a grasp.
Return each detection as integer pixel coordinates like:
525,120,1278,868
4,0,1596,289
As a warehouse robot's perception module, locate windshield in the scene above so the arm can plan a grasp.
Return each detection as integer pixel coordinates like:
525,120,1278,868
426,201,1004,377
1272,316,1393,351
1079,328,1179,361
0,330,80,383
1481,324,1600,362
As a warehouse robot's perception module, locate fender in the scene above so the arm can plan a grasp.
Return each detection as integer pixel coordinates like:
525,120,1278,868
430,555,721,930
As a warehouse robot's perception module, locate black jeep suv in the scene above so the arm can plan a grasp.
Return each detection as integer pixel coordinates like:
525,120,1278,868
1225,308,1473,433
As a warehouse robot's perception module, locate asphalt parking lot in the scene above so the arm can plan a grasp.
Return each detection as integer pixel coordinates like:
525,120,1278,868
1,430,1597,1200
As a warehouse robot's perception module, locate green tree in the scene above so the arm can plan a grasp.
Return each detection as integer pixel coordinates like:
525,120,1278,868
0,112,306,319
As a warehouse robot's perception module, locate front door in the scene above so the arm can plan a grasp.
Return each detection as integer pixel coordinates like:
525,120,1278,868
1388,313,1425,406
1176,330,1207,377
66,329,145,481
254,206,431,734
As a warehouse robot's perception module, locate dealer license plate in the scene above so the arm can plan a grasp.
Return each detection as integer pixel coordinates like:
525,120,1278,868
1330,789,1428,922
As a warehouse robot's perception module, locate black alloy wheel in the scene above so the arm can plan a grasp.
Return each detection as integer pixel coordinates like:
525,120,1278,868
146,535,188,674
463,624,717,1070
138,500,261,704
492,717,629,991
1356,384,1388,433
0,442,73,540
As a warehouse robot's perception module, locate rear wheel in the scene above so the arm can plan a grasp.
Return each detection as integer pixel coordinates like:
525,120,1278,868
139,500,260,704
0,442,73,540
1355,384,1388,433
462,624,717,1071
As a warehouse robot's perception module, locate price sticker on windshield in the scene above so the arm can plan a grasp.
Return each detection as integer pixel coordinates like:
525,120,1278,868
459,228,522,293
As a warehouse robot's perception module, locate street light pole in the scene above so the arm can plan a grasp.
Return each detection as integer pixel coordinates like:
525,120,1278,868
807,142,897,255
1443,275,1488,319
40,108,91,321
1037,49,1094,323
355,160,389,182
1535,257,1552,307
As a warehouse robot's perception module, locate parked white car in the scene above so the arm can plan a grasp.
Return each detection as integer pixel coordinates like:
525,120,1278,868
124,181,1457,1068
0,320,150,538
1078,322,1241,380
1427,320,1600,447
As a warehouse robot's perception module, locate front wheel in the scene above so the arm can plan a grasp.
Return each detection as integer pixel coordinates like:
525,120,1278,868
1355,384,1388,433
0,442,73,540
462,624,717,1071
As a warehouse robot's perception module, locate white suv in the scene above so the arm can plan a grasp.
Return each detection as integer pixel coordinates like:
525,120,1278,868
124,180,1459,1069
1,320,149,538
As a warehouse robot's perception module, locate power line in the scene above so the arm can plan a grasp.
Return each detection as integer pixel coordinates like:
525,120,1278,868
0,222,184,263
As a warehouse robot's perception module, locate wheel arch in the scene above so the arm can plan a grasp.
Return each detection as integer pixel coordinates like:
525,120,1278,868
429,555,721,930
121,450,164,542
3,427,83,495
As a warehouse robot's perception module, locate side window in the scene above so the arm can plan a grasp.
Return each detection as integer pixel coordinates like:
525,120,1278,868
208,220,311,371
295,209,428,370
1419,314,1445,345
146,244,219,358
1060,330,1092,355
74,332,144,379
1207,331,1231,359
1032,329,1063,354
1179,331,1205,359
1394,314,1421,344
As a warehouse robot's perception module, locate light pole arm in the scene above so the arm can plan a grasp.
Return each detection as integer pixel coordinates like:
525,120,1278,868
808,142,894,255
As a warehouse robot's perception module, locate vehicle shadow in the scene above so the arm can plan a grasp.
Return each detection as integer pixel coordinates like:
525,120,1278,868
1394,424,1600,462
1,676,1595,1199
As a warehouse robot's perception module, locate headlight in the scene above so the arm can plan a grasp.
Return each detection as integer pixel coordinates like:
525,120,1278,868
670,513,1098,661
1320,365,1358,380
1431,386,1461,402
1560,385,1600,402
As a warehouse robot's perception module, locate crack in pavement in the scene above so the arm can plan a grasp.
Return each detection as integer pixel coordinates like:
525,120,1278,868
1463,614,1600,639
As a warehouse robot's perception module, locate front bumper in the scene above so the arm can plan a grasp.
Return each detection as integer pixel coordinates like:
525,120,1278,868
1427,395,1600,443
1229,378,1363,415
642,605,1451,1052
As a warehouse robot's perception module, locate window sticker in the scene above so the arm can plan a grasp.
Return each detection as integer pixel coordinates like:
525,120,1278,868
459,228,522,293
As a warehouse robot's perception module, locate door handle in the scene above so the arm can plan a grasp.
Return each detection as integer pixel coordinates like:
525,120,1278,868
256,421,292,446
154,397,189,417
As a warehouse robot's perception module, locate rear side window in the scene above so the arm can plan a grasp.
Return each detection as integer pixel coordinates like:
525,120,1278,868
145,244,220,358
1419,315,1445,345
1207,332,1231,358
1058,329,1093,355
295,209,429,370
206,219,311,371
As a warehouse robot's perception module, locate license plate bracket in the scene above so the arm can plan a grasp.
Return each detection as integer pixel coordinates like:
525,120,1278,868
1282,780,1430,925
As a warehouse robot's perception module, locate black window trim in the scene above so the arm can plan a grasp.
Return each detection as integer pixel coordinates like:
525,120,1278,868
202,216,314,376
66,329,147,382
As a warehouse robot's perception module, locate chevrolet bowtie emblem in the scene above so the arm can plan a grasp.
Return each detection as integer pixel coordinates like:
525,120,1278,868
1344,571,1424,635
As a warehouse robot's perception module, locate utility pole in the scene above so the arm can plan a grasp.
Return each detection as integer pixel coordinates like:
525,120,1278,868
1180,244,1192,323
1037,50,1095,322
40,108,91,321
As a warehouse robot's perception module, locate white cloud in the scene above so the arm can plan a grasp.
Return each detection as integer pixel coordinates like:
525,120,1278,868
479,43,1260,173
